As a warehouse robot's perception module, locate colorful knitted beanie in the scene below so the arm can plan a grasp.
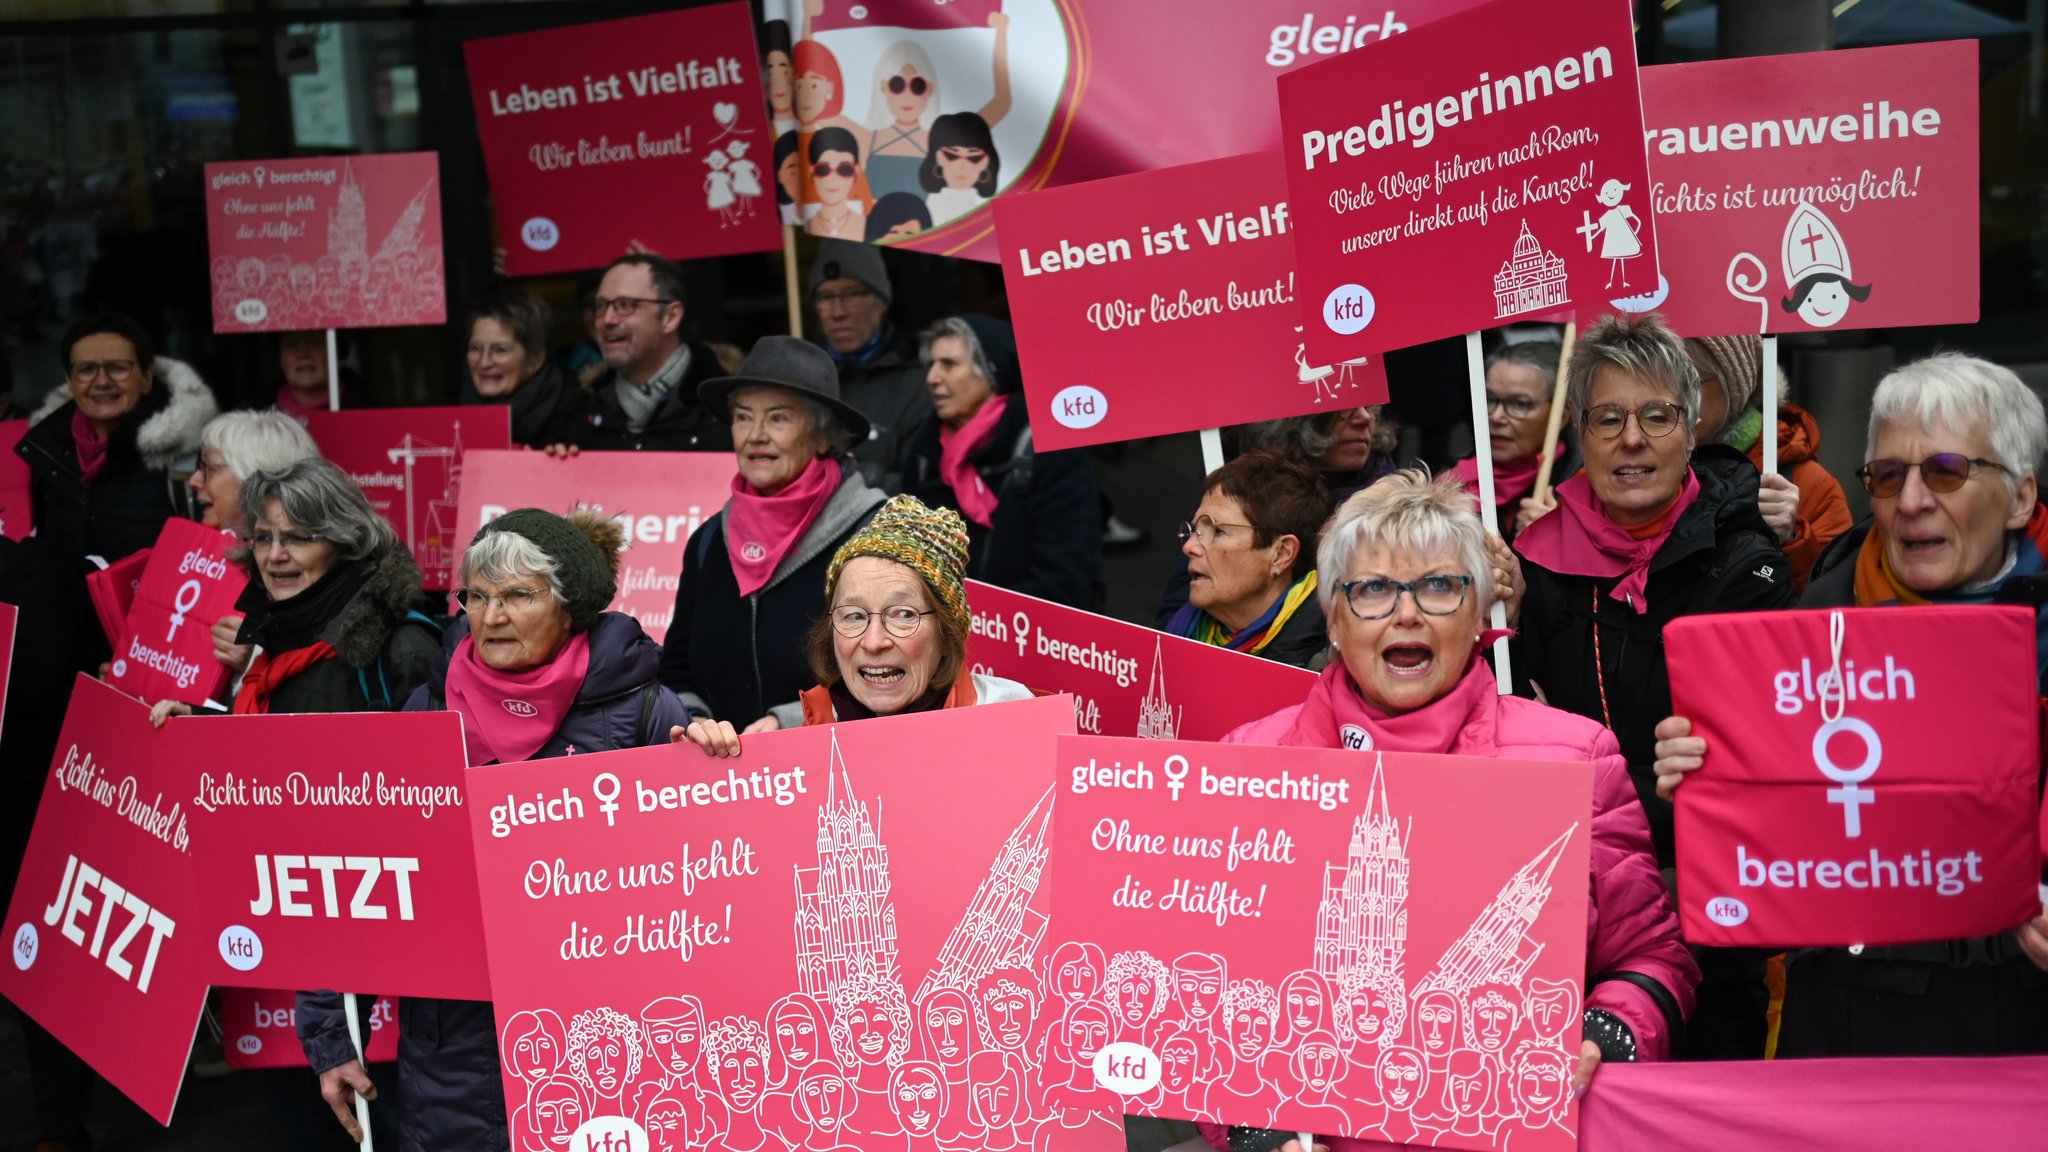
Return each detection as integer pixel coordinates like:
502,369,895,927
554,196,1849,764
826,495,971,635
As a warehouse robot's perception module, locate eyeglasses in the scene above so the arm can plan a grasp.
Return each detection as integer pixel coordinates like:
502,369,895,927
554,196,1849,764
831,605,934,639
886,76,929,96
1337,575,1473,620
812,161,858,180
813,287,874,310
195,453,230,480
1581,401,1686,440
1856,454,2009,498
1486,393,1544,420
938,148,987,165
68,359,139,384
244,530,325,554
454,586,557,615
1176,516,1253,546
589,297,674,320
466,341,523,362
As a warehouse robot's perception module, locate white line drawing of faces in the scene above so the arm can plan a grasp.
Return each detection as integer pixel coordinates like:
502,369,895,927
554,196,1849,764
1521,977,1579,1047
641,996,708,1089
1030,1098,1121,1152
830,971,914,1135
915,986,981,1146
1287,1028,1354,1133
1148,1026,1215,1122
795,1062,864,1150
1438,1047,1498,1141
565,1006,644,1114
1166,951,1230,1078
761,994,831,1150
1046,999,1112,1092
1366,1044,1425,1146
1498,1040,1577,1148
971,967,1040,1065
1043,940,1105,1008
1103,949,1171,1040
637,1088,690,1152
1409,987,1461,1074
1332,968,1405,1108
885,1058,948,1143
501,1008,569,1092
1203,978,1280,1127
1276,968,1339,1048
514,1072,589,1152
705,1015,774,1152
1463,980,1525,1122
967,1049,1034,1152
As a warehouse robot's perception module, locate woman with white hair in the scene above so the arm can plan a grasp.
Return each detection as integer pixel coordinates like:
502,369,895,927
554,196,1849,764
185,409,322,675
1655,352,2048,1057
1199,471,1696,1152
856,13,1013,202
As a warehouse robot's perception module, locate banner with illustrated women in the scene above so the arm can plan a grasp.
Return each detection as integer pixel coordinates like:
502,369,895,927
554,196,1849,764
463,694,1127,1152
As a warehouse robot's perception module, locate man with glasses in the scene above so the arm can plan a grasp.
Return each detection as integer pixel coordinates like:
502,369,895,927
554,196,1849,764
575,253,731,452
808,239,929,491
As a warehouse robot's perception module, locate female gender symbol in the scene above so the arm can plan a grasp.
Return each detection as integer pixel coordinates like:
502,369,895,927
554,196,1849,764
165,579,204,642
1812,715,1881,837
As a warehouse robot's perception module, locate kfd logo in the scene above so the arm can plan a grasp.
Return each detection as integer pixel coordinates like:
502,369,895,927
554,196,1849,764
1339,724,1373,751
740,541,767,563
502,699,539,718
1813,715,1881,837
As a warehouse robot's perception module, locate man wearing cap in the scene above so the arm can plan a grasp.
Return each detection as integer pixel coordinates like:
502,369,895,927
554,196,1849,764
577,253,732,452
809,239,930,491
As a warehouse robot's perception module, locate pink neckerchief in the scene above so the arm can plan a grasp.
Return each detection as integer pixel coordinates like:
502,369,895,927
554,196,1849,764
725,454,838,597
1514,469,1700,612
70,408,110,487
939,394,1011,529
1452,442,1560,507
1279,652,1503,755
275,384,329,420
443,631,591,766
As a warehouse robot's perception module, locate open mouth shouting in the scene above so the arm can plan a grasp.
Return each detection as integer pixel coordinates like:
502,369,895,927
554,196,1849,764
1381,640,1436,679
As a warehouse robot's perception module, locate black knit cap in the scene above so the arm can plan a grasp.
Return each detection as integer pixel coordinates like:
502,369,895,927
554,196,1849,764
469,508,616,633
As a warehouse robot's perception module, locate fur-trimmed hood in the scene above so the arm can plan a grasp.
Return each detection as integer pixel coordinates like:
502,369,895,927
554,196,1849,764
324,545,428,667
30,356,218,471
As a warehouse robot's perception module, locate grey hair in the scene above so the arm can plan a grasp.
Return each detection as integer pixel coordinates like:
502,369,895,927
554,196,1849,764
1866,353,2048,485
200,409,320,480
730,384,861,457
1236,415,1335,461
1486,341,1563,395
919,317,999,391
1566,313,1699,448
459,529,564,601
235,458,398,566
1316,468,1494,624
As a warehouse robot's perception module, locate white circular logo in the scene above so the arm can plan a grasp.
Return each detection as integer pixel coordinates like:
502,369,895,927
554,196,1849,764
12,922,38,971
571,1117,649,1152
1050,385,1108,430
1705,896,1749,927
234,298,269,325
111,659,129,677
502,699,539,718
1339,724,1373,751
521,217,561,252
1322,284,1375,335
219,925,264,972
849,4,870,18
1092,1041,1162,1094
236,1035,263,1056
741,542,767,563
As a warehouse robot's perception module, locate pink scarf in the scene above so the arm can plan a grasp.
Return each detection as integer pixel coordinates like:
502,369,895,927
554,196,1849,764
1451,442,1561,508
70,408,110,487
275,384,328,419
1514,469,1700,612
725,454,838,597
1279,653,1502,755
939,394,1010,529
443,631,591,765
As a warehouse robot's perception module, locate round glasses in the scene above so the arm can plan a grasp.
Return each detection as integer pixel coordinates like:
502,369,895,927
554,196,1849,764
243,530,325,555
1856,454,2008,498
886,76,929,96
1582,401,1686,440
1486,393,1544,420
831,605,934,639
1176,516,1252,547
1337,575,1473,620
68,359,139,384
455,586,555,615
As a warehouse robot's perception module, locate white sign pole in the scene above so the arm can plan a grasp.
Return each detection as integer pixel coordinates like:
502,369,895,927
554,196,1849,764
1467,332,1512,693
344,991,374,1151
1199,426,1224,475
1761,334,1779,475
326,328,342,411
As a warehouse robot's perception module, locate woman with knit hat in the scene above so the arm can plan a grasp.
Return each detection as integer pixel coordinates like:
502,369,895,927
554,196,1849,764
676,495,1032,756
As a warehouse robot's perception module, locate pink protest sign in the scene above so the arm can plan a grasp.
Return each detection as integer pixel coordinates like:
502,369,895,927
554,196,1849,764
465,3,781,275
204,152,445,334
455,449,736,645
994,151,1388,450
1045,735,1592,1150
964,580,1316,742
87,549,152,650
1616,40,1978,334
1280,0,1657,363
106,519,247,707
465,695,1127,1152
1666,606,2040,948
0,602,13,741
219,987,399,1070
0,419,30,540
304,407,511,590
156,709,488,999
0,676,208,1123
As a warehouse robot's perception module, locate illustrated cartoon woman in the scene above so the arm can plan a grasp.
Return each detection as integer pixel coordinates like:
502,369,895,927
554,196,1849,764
773,131,804,227
1778,200,1871,328
803,126,876,239
865,191,933,243
705,150,739,229
920,112,1001,227
761,19,799,136
727,140,763,216
791,38,863,145
860,12,1014,203
1588,178,1642,289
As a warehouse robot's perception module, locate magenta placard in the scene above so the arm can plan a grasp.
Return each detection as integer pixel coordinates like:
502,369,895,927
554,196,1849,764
464,3,782,275
219,987,399,1069
964,579,1317,742
994,151,1388,450
1667,606,2040,948
455,449,737,645
1045,735,1591,1150
1619,40,1978,335
0,602,14,742
106,519,247,708
464,695,1128,1152
204,152,445,334
304,407,512,591
0,677,209,1124
0,419,30,541
1281,0,1657,362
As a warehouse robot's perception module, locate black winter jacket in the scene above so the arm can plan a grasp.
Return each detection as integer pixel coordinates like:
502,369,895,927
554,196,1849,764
830,326,931,493
575,342,732,452
468,359,586,451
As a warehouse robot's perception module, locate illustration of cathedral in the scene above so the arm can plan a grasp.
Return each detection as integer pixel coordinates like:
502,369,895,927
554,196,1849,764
1313,762,1409,983
1134,638,1181,740
1415,824,1577,999
385,420,464,582
792,735,900,999
915,787,1054,1004
1492,219,1570,319
328,159,369,266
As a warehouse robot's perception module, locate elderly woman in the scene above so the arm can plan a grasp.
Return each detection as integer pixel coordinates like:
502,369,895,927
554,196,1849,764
1166,451,1332,668
1655,353,2048,1059
464,286,584,450
275,329,367,416
1239,405,1400,506
900,315,1100,608
661,336,886,732
677,495,1032,755
1448,341,1570,542
1196,471,1697,1152
182,410,323,679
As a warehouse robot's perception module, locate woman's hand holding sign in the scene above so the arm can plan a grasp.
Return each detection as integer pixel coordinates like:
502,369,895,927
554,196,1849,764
1652,714,1706,800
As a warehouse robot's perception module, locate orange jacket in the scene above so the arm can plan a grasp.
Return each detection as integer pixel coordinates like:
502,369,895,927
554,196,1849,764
1746,402,1854,593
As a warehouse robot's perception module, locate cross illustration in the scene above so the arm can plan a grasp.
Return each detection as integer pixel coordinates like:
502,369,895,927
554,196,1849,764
1576,210,1601,248
1799,224,1828,261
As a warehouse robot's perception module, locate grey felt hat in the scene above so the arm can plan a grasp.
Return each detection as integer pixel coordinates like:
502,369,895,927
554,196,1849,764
697,335,873,442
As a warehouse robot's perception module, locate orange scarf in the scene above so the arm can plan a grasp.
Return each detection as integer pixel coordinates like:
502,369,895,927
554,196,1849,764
1852,504,2048,607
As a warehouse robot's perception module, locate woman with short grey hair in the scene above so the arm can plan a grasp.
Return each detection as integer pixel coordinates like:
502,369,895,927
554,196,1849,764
190,409,320,528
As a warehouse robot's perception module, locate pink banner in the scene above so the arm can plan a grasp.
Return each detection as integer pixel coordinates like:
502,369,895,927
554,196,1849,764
1666,606,2040,948
1045,735,1591,1149
0,677,208,1123
995,150,1387,450
106,519,247,707
454,449,736,645
1281,0,1658,363
1617,41,1978,335
303,407,511,591
0,419,30,541
86,549,151,650
963,579,1316,742
204,152,445,334
464,696,1129,1152
220,987,399,1070
465,3,782,275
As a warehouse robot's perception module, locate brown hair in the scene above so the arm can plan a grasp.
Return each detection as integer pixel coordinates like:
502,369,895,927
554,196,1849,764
1201,450,1332,581
805,561,970,696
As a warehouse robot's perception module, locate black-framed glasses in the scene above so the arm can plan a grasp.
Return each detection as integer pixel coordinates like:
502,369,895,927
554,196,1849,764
886,75,929,96
589,297,674,320
813,287,875,309
831,605,934,639
1856,454,2009,498
243,530,325,554
1337,575,1473,620
812,161,858,180
1176,516,1253,546
454,586,556,615
68,359,139,384
1582,401,1686,440
1486,393,1544,420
